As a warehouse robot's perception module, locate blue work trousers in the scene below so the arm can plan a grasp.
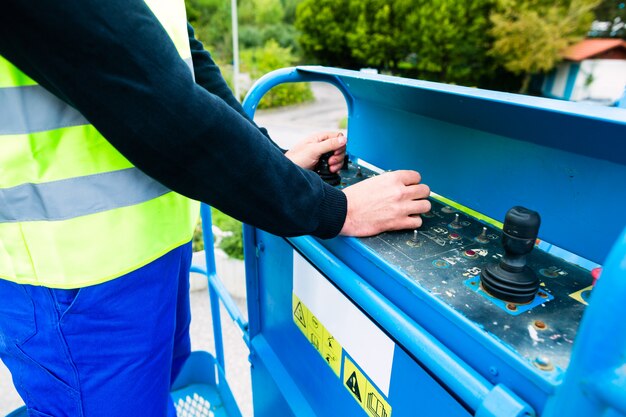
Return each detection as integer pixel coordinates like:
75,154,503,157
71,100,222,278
0,242,193,417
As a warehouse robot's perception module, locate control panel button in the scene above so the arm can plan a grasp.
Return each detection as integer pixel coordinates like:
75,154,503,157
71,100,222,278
591,267,602,286
463,249,478,259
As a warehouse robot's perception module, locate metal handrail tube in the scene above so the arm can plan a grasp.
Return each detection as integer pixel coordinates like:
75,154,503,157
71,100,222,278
242,67,353,119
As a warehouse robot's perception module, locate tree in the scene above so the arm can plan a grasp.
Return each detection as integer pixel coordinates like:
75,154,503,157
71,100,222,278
490,0,600,93
589,0,626,38
295,0,362,68
296,0,497,85
402,0,496,85
186,0,239,60
187,0,301,61
240,40,314,108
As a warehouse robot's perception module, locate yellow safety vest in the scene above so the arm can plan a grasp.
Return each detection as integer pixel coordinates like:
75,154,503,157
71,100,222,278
0,0,199,288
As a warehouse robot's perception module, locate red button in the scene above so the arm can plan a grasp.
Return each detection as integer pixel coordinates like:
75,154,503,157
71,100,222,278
591,267,602,287
464,249,477,258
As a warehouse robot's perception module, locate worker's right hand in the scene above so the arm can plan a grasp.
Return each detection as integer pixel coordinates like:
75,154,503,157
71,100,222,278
340,170,431,237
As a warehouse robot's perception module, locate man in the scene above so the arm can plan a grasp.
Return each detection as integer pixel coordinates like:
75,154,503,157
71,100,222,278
0,1,431,416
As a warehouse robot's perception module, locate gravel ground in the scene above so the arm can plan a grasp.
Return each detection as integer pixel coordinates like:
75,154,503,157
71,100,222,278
0,82,346,416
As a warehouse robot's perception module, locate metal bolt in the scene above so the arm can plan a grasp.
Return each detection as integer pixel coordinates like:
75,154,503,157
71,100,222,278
506,303,518,311
533,355,554,371
255,242,265,257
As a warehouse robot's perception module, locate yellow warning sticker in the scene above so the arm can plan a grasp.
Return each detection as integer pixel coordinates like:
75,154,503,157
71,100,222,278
343,356,392,417
569,285,593,305
292,294,342,376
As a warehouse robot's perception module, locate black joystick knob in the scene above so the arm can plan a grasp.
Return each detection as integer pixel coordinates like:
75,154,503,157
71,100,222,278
480,206,541,304
315,151,341,186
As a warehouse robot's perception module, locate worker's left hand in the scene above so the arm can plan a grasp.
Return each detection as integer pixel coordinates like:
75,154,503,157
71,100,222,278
285,131,346,172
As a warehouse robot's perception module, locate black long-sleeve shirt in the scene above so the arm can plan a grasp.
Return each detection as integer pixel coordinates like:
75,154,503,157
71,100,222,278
0,0,347,238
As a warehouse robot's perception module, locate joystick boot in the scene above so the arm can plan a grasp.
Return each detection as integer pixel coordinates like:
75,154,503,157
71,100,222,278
480,206,541,304
315,151,341,186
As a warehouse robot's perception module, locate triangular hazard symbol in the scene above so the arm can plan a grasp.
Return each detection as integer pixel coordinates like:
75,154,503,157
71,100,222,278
294,302,306,328
346,371,361,402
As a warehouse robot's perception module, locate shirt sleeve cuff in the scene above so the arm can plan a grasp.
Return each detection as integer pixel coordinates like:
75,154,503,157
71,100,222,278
314,184,347,239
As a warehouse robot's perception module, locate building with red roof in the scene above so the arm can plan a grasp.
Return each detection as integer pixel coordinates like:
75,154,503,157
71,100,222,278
542,39,626,105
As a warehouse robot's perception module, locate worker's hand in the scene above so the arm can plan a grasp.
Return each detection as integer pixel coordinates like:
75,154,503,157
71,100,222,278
340,170,431,237
285,131,346,172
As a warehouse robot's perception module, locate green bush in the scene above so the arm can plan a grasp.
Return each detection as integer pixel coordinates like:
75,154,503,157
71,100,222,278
241,40,314,109
191,208,244,260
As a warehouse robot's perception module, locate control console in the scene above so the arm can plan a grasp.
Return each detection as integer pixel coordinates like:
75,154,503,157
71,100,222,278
328,159,594,373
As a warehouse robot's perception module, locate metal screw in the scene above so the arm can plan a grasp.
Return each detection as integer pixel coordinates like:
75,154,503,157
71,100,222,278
533,355,554,371
255,242,265,257
506,303,518,311
533,320,547,330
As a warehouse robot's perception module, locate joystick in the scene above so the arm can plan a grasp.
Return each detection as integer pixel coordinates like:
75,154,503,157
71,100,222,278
315,151,341,186
480,206,541,304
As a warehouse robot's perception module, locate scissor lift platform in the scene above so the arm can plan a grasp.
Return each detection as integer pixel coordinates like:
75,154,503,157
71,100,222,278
5,66,626,417
7,351,241,417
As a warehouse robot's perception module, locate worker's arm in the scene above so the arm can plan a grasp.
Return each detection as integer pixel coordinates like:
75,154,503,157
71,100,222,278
0,0,430,238
186,23,284,150
0,0,346,238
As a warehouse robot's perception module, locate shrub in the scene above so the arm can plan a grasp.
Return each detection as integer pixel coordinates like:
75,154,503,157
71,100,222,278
191,208,244,260
241,40,314,108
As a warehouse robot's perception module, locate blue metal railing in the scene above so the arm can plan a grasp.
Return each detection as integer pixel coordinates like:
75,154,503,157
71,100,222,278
193,204,250,374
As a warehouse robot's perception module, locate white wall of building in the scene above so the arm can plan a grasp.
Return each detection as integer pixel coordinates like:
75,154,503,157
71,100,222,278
571,59,626,103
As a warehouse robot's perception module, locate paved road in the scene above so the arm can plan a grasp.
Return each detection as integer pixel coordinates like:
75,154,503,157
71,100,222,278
254,82,348,148
0,82,347,416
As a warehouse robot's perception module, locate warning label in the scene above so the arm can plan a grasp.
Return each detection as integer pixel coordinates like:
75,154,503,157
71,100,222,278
569,285,593,305
343,356,392,417
292,294,343,376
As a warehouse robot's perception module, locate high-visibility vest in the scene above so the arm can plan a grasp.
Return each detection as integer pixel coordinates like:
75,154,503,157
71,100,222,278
0,0,199,289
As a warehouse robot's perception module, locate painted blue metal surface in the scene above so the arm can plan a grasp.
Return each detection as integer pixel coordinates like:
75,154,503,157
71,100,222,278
6,352,242,417
240,66,626,417
244,229,491,417
619,87,626,108
170,351,243,417
563,63,580,100
542,226,626,417
289,234,494,411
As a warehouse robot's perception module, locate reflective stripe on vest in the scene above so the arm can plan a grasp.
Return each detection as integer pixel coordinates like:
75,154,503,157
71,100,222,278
0,0,200,288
